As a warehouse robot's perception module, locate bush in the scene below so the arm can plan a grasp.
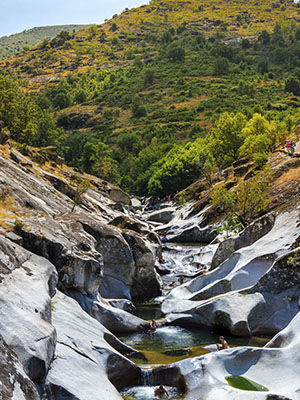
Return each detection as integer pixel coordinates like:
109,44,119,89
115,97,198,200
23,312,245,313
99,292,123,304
211,167,273,227
285,76,300,96
214,57,229,76
166,45,185,62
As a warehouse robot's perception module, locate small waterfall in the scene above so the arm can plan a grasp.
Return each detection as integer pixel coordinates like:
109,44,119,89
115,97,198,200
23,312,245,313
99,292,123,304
141,368,153,386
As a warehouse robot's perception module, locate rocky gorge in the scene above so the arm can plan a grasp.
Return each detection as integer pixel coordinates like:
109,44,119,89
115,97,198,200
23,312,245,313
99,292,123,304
1,142,300,399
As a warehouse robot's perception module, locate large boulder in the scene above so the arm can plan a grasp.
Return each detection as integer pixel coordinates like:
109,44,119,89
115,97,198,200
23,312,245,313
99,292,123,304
146,207,176,224
211,213,276,269
76,216,136,299
162,211,300,336
107,185,130,205
122,229,161,300
46,291,141,400
165,246,300,336
166,222,217,244
0,237,57,381
15,215,103,295
67,290,150,333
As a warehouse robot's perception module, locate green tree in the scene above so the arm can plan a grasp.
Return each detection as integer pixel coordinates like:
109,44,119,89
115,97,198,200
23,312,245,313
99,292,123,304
144,69,155,86
285,76,300,95
211,167,273,227
166,44,185,62
239,113,276,165
213,57,229,76
74,89,87,104
257,59,269,74
70,174,91,212
258,30,271,45
148,141,206,196
208,112,247,169
53,92,71,110
131,98,147,118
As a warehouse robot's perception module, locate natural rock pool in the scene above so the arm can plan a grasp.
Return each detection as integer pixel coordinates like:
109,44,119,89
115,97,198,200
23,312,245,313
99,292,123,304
119,303,269,367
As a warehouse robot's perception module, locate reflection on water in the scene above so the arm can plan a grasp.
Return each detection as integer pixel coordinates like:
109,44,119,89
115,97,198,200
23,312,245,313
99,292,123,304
119,324,270,366
121,385,183,400
133,302,163,321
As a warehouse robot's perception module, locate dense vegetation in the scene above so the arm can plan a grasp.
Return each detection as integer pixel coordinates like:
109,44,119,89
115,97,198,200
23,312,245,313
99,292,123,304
2,0,300,197
0,25,91,60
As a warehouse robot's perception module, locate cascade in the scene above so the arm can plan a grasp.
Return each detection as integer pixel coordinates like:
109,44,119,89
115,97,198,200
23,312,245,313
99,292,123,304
141,368,153,386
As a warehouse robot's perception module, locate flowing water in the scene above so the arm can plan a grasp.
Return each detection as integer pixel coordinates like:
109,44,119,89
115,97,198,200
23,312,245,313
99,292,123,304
120,242,270,399
121,385,184,400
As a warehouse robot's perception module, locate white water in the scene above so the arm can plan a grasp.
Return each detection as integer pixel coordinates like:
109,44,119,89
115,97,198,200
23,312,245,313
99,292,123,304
141,368,153,386
121,385,183,399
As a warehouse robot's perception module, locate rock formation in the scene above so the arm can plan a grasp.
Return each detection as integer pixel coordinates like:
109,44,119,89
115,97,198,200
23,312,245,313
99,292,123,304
153,312,300,399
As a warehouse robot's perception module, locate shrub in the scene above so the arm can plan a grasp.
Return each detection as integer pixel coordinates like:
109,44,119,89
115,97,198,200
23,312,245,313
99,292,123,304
211,167,273,227
166,45,185,62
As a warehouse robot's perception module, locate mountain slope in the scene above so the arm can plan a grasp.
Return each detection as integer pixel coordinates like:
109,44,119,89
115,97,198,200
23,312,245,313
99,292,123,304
1,0,300,196
0,24,92,60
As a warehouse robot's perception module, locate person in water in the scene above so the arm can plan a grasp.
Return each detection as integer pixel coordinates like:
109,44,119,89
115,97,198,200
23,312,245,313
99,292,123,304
216,336,229,351
154,385,170,398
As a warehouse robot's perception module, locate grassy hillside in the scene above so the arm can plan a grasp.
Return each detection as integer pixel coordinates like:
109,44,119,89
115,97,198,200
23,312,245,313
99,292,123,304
1,0,300,197
0,25,92,59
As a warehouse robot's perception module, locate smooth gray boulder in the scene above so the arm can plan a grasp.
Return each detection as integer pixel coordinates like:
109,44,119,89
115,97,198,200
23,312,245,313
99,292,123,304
77,214,161,301
162,211,300,336
122,229,161,300
46,291,141,399
74,215,136,300
211,213,276,269
108,298,135,313
164,247,300,336
154,312,300,399
67,290,149,333
130,197,142,210
166,223,217,244
0,237,57,381
146,207,176,224
15,215,103,295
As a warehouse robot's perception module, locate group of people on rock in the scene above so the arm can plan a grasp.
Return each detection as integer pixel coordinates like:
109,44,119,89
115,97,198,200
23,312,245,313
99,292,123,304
267,140,297,157
286,140,296,156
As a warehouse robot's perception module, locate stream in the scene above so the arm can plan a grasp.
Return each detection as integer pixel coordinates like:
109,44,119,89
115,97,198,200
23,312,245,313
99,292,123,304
120,243,270,399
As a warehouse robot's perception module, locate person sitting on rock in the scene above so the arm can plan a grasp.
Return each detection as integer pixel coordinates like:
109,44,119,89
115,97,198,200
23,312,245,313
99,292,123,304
150,319,158,332
158,253,166,263
154,385,170,398
290,141,296,157
216,336,229,351
200,266,209,275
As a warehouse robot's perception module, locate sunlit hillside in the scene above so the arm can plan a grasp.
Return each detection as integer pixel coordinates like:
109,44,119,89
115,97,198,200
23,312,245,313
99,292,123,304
0,25,92,60
1,0,300,196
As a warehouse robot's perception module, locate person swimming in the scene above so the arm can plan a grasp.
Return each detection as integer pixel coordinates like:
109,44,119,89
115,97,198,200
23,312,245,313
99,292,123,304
154,385,170,398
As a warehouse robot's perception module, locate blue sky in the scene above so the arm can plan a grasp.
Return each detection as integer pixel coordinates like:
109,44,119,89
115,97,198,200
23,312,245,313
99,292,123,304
0,0,148,37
